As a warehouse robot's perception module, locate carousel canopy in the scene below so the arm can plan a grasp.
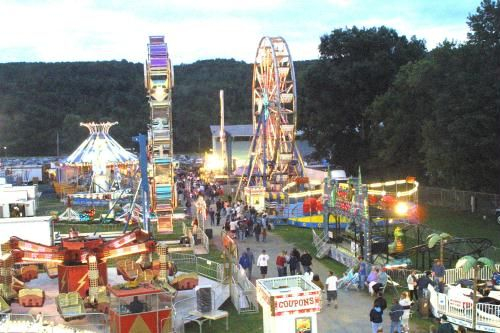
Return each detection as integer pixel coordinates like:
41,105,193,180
64,122,138,165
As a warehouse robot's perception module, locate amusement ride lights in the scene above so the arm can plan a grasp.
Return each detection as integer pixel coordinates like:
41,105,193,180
236,36,304,204
145,36,176,233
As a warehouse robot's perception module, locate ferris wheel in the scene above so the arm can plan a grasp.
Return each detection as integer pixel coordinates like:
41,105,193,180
238,36,304,197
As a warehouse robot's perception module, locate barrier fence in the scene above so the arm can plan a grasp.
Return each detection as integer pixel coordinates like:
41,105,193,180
420,186,500,214
426,264,500,331
230,265,259,314
169,253,224,283
0,312,108,333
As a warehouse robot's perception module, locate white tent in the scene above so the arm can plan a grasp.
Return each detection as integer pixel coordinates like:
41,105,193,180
64,122,137,166
62,122,137,193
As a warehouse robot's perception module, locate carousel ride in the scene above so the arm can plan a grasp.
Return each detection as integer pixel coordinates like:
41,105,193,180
56,122,138,223
235,36,306,214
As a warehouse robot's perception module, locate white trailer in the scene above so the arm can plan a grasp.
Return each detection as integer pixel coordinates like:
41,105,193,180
0,216,53,248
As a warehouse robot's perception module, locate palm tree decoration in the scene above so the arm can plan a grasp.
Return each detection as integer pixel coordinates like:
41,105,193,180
427,233,452,263
455,256,495,329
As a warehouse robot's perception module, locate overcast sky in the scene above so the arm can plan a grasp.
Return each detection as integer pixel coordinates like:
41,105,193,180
0,0,478,65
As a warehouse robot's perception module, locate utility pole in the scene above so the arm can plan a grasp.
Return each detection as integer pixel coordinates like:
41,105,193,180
56,131,60,157
220,90,231,189
220,90,226,172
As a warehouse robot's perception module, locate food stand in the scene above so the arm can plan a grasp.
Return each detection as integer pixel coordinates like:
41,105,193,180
108,283,172,333
256,276,321,333
244,186,266,212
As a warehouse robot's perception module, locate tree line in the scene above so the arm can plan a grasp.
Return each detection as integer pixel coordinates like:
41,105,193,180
0,0,498,192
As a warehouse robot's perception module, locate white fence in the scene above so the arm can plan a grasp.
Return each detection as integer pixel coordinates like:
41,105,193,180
429,264,500,331
0,312,108,333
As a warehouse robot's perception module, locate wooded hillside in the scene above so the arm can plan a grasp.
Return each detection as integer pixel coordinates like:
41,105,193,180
0,0,498,192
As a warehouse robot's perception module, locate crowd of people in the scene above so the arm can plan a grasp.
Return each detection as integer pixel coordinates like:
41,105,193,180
176,171,461,332
363,257,466,333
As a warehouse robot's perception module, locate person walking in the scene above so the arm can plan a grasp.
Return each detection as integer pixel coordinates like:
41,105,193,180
406,270,418,301
209,201,216,226
437,315,454,333
325,271,338,308
417,271,434,298
399,291,412,333
257,249,270,278
300,250,313,273
389,297,404,333
254,222,262,242
312,274,324,290
244,248,255,280
262,225,267,242
370,302,383,333
357,256,368,290
239,251,251,278
432,259,446,293
283,250,290,276
276,252,286,277
374,292,387,312
191,219,199,244
289,252,299,275
291,248,301,273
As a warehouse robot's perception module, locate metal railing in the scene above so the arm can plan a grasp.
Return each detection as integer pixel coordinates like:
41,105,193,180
169,253,224,283
312,229,332,259
430,285,500,330
181,222,194,250
0,312,108,333
171,279,229,333
200,229,209,253
229,265,259,314
425,264,500,331
443,264,500,284
420,186,500,214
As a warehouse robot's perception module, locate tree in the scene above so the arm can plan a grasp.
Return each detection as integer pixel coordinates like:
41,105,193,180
455,255,495,329
301,26,426,172
426,232,452,264
467,0,500,49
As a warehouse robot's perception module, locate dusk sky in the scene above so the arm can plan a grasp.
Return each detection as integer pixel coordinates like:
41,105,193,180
0,0,479,64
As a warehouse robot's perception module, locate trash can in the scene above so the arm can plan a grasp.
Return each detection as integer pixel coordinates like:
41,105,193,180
205,228,213,240
419,290,430,318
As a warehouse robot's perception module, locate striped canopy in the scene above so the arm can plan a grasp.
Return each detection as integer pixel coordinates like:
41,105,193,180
64,122,137,165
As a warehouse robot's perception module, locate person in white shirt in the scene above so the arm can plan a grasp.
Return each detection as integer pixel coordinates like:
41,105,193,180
399,291,412,333
256,249,270,278
304,270,314,282
325,271,338,308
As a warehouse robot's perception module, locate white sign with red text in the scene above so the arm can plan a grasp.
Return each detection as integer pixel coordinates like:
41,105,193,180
273,292,321,316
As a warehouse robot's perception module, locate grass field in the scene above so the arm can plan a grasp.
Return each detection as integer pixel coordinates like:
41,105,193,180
422,205,499,246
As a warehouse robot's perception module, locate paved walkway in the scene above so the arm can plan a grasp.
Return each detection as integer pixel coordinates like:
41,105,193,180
209,225,403,333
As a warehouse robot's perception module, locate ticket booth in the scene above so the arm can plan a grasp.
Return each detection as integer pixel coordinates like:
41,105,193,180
256,276,321,333
108,283,172,333
244,186,265,212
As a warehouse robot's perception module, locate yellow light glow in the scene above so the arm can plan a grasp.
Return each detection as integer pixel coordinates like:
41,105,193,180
394,202,409,216
204,153,224,171
287,189,323,198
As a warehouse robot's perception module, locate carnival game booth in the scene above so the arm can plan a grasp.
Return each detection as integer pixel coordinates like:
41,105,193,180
257,275,321,333
56,122,137,200
108,282,172,333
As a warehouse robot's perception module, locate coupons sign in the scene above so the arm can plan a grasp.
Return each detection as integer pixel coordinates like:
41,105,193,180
273,293,321,316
